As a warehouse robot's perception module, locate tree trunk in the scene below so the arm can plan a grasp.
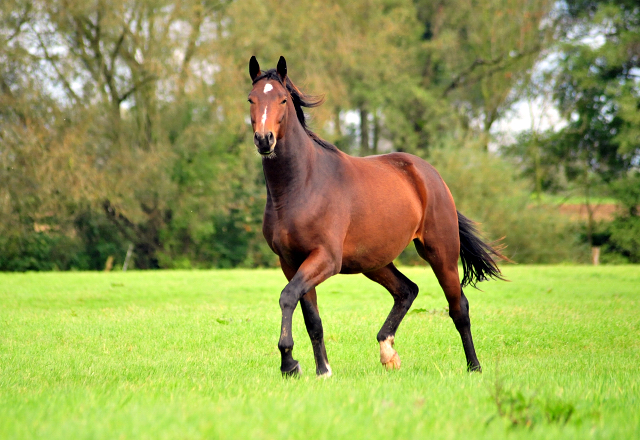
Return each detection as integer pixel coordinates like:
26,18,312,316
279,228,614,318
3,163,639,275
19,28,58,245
585,184,594,247
359,107,369,156
372,110,380,154
533,136,542,203
334,107,342,138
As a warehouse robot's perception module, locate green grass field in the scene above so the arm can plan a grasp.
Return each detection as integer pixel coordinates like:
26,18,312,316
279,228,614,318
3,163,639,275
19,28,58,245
1,266,639,439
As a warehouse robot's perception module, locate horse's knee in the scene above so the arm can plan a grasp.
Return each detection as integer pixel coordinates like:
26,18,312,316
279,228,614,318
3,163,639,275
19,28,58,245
279,291,298,312
409,282,419,301
399,281,419,308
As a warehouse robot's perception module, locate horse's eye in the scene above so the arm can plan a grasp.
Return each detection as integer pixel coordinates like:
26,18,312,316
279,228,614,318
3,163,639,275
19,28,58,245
248,99,254,104
281,99,287,104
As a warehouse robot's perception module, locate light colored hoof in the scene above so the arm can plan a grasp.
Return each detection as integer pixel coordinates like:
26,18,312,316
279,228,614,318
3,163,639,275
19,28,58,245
383,352,401,370
318,365,332,378
379,336,401,370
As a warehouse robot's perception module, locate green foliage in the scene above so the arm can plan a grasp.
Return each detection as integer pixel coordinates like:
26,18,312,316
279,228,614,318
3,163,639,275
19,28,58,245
566,173,640,264
73,209,130,270
0,209,131,272
500,0,640,256
545,3,639,209
384,84,460,154
489,371,575,429
396,141,584,266
606,216,640,263
611,172,640,217
0,0,637,270
607,174,640,262
0,232,86,271
414,0,553,148
428,146,583,263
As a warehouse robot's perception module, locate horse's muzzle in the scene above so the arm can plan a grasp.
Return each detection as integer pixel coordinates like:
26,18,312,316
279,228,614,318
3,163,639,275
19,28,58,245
254,131,276,155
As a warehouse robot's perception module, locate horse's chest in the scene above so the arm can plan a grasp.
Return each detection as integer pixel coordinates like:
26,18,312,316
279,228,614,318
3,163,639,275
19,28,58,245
264,212,323,259
271,220,311,251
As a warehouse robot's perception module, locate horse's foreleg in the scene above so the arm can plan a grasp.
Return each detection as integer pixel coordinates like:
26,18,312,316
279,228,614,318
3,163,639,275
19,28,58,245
277,250,337,377
365,263,419,370
300,289,332,377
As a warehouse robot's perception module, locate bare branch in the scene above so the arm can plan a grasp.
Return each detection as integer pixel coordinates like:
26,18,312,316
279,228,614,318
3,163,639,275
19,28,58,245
32,27,82,104
118,74,158,104
442,56,503,96
178,5,204,96
103,199,137,242
443,45,542,97
6,3,32,42
77,14,121,110
0,75,27,126
70,18,101,82
109,27,127,73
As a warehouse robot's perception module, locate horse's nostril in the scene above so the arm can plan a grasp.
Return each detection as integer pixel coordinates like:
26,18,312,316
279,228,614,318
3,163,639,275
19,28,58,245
267,132,275,145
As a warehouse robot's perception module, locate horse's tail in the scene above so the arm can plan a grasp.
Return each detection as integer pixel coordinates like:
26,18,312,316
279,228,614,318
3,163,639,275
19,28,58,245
457,211,510,288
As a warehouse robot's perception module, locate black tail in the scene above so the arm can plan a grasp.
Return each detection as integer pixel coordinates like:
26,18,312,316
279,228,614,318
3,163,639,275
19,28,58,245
458,211,509,288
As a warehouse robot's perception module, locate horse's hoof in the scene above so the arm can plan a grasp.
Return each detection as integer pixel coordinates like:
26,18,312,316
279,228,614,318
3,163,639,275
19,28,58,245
379,336,401,370
317,364,332,378
281,362,302,377
468,364,482,373
382,352,401,370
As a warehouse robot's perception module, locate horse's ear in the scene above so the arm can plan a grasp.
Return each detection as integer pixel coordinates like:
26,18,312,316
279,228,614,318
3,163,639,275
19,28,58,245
249,56,261,81
277,56,287,83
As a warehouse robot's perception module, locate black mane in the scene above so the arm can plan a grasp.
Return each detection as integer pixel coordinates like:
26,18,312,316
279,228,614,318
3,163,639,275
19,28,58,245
253,69,338,152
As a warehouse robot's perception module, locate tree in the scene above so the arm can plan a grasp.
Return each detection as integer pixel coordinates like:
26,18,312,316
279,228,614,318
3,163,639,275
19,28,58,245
0,0,606,269
413,0,554,150
218,0,425,156
545,0,640,245
0,0,263,269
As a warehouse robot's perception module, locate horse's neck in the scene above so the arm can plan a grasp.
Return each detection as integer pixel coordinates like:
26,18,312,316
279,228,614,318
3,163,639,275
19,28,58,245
262,121,317,201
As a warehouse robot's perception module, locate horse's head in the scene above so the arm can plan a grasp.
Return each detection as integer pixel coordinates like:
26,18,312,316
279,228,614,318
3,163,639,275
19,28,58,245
248,56,290,156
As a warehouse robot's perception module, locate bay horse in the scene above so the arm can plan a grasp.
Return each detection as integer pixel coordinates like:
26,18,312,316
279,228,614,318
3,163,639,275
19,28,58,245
247,56,507,377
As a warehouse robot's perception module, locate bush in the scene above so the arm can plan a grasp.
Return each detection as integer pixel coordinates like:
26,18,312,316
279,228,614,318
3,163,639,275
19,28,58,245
607,216,640,263
74,209,130,270
0,232,87,271
0,208,130,272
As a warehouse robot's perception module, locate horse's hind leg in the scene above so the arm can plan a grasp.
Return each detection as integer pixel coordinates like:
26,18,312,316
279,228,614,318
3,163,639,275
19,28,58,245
415,240,482,372
300,288,332,377
365,263,419,370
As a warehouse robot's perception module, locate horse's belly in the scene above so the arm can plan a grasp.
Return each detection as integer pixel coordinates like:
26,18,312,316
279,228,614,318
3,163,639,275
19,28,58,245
340,236,414,273
340,203,420,273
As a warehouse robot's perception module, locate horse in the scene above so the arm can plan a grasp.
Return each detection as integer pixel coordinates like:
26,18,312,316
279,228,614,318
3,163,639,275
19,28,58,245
247,55,507,377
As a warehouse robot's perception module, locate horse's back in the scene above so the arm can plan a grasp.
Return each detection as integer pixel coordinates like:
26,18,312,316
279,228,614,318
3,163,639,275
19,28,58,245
352,152,455,212
377,152,456,211
347,150,459,244
337,152,437,272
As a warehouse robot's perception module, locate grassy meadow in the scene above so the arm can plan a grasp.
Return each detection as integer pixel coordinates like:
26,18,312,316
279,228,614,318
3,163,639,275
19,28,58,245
0,266,638,439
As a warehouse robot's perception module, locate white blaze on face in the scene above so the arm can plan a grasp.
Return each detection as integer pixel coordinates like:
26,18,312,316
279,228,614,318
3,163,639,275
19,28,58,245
260,105,268,130
263,83,273,93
